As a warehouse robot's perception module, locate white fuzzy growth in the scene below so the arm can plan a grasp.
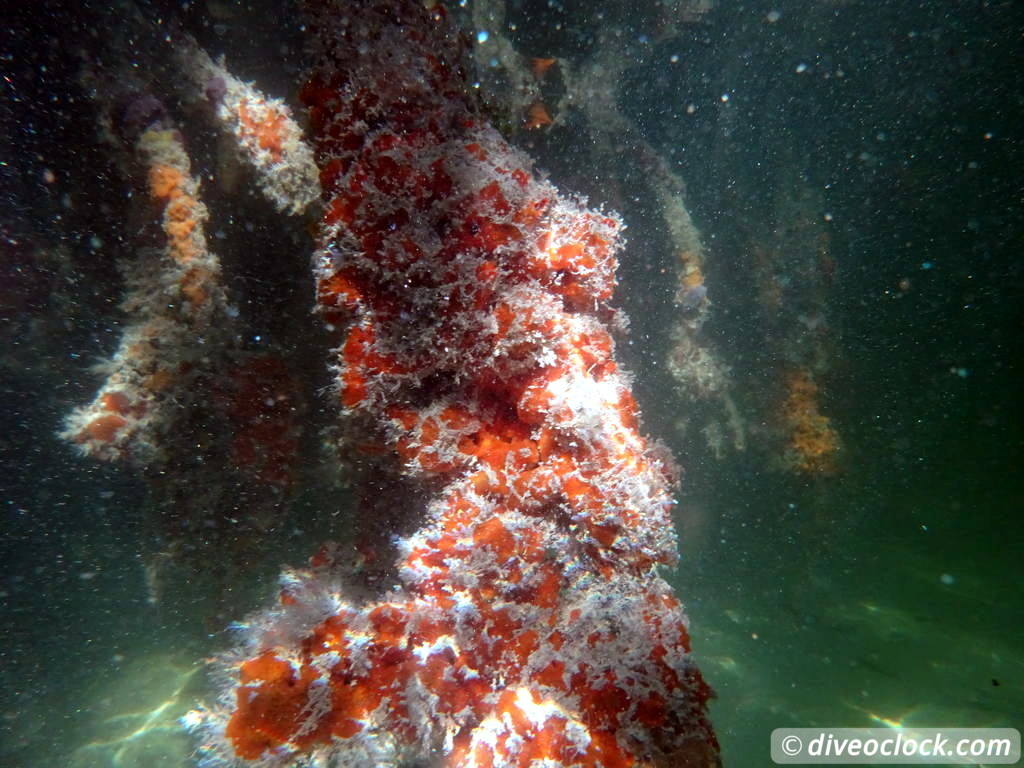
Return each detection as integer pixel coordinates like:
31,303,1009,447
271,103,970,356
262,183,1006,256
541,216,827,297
513,687,560,730
546,366,621,434
448,589,480,623
564,716,593,755
466,715,504,753
411,634,460,664
293,675,333,739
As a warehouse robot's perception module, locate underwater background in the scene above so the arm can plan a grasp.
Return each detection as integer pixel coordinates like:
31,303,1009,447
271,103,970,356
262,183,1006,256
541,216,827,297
1,0,1021,766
